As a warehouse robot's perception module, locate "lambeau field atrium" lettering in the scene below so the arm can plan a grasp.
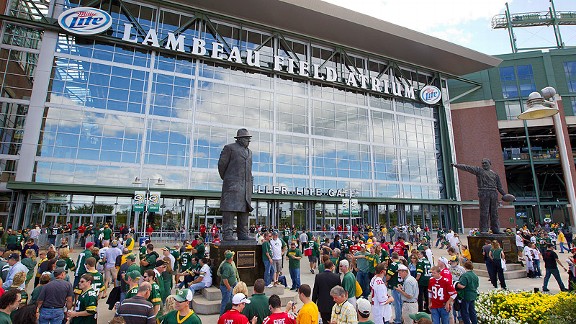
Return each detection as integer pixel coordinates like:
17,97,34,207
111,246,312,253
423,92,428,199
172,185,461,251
122,23,416,100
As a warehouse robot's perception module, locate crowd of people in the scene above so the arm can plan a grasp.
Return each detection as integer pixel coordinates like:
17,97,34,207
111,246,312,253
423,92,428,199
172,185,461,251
0,221,572,324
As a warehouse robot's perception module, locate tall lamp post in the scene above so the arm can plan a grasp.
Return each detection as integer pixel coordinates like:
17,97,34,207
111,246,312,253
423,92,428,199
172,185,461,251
518,87,576,229
132,177,165,238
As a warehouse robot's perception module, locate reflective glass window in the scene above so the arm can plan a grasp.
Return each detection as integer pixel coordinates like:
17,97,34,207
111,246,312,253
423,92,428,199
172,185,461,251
564,61,576,93
146,119,190,167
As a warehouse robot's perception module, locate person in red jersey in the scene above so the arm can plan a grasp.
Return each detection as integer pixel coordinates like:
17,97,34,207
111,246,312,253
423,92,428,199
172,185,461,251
218,293,257,324
428,266,456,324
437,257,452,282
393,237,406,257
262,294,296,324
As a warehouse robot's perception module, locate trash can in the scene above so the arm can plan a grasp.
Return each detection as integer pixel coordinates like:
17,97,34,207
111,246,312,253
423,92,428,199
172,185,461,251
139,236,148,246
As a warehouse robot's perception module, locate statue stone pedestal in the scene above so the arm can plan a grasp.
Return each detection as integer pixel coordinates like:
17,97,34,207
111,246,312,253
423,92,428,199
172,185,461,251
210,241,264,286
468,234,519,264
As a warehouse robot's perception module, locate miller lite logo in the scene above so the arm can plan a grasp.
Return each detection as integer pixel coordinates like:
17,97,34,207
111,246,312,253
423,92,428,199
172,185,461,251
419,85,442,105
58,7,112,35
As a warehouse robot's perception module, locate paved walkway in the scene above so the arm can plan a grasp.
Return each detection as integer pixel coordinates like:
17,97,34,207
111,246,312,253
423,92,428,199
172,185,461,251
68,236,571,322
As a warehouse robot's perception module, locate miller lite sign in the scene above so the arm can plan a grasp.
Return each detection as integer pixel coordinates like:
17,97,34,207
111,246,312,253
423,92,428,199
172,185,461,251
58,7,112,36
419,85,442,105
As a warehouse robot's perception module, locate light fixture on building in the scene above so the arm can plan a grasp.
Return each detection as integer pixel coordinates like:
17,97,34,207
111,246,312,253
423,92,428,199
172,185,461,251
518,86,576,231
518,87,559,120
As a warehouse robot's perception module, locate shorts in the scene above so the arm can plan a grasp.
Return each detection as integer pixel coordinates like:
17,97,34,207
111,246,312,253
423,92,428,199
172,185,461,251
308,255,317,263
272,259,282,272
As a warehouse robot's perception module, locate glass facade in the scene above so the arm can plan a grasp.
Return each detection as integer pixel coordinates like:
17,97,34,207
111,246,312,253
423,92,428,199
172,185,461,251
0,0,463,231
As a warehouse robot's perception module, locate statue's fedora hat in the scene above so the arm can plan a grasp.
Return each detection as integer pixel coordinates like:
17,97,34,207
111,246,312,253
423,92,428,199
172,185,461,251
234,128,252,138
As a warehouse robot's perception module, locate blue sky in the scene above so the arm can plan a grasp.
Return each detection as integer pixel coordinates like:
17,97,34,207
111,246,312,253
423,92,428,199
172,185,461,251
324,0,576,55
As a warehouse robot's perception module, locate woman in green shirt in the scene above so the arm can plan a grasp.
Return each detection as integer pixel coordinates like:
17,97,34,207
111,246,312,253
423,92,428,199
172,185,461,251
489,240,507,289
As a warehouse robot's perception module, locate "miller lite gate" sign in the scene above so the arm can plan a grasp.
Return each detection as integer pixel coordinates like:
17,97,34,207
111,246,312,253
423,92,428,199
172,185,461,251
58,7,112,36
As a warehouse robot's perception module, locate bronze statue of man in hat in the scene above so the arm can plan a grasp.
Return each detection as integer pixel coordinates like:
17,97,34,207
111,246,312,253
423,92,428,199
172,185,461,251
452,158,514,234
218,128,253,241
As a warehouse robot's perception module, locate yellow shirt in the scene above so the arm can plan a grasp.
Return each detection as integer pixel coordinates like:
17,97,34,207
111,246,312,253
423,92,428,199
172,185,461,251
462,249,471,260
558,232,566,243
297,301,319,324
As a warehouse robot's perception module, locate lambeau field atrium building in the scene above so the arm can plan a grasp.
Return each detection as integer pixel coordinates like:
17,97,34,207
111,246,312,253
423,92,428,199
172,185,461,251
0,0,501,235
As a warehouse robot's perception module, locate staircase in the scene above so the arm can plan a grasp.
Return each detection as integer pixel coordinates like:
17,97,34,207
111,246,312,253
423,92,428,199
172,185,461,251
473,262,527,280
192,285,299,315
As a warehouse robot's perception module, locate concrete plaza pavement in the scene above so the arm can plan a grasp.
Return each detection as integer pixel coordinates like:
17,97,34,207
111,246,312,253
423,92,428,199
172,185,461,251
77,235,572,323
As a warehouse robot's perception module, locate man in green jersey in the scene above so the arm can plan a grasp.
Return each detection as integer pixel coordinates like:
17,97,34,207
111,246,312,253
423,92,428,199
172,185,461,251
140,243,158,273
177,245,194,288
82,257,105,298
124,270,141,299
161,289,202,324
415,250,432,312
287,241,302,290
69,273,98,324
139,239,151,260
102,224,113,246
143,269,162,315
219,250,238,315
339,259,356,307
73,242,93,294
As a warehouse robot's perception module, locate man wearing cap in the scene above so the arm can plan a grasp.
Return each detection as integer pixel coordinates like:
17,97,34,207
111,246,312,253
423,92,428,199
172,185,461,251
218,128,254,241
119,254,139,302
178,245,194,288
104,240,123,288
68,273,98,324
219,250,239,315
409,312,432,324
124,270,142,299
356,298,373,324
218,293,257,324
2,253,28,289
163,247,176,270
37,266,74,324
116,281,155,324
396,264,419,324
153,260,168,300
339,259,357,307
437,257,452,282
74,242,94,290
449,256,466,282
161,290,202,324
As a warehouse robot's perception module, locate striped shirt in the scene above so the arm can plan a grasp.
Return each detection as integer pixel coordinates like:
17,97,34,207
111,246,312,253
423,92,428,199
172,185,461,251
116,296,156,324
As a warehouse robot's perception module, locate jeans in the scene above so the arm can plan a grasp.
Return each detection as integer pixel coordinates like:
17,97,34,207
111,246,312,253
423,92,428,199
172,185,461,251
485,259,496,287
220,283,235,315
39,307,65,324
543,268,566,290
430,307,450,324
120,292,126,303
417,285,429,312
493,260,506,289
391,288,402,324
356,271,370,298
189,282,207,298
264,259,275,286
460,299,478,324
560,242,569,253
533,259,542,277
289,268,300,289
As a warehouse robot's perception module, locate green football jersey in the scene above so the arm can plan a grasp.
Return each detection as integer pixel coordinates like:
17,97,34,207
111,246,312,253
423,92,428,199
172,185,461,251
86,270,104,293
71,289,98,324
125,286,139,299
180,252,193,271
